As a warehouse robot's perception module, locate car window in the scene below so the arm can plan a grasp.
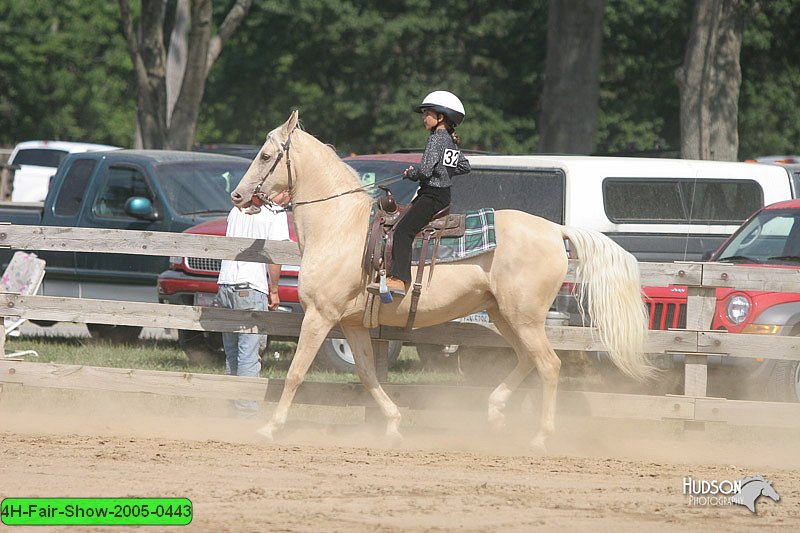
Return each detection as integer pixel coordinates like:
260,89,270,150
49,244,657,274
452,168,566,223
154,161,248,215
717,209,800,264
54,159,97,217
93,166,153,218
346,160,419,204
11,149,69,168
604,178,763,224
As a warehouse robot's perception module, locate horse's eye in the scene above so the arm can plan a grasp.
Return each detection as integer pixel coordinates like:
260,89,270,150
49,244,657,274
261,152,272,161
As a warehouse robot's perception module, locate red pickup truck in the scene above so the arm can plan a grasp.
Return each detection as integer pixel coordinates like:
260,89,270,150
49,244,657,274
641,198,800,401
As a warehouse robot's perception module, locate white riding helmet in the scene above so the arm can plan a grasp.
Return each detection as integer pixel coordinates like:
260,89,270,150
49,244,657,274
416,90,466,126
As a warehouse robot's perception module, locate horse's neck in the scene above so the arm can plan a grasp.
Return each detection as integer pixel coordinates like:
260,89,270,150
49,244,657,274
291,135,372,252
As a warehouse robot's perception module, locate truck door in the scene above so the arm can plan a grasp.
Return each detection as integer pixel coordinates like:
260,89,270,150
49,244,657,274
76,163,169,303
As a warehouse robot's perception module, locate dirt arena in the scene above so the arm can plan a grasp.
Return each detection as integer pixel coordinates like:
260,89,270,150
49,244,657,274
2,386,799,532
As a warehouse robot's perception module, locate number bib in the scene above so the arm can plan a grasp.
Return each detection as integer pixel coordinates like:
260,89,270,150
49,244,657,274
442,149,460,168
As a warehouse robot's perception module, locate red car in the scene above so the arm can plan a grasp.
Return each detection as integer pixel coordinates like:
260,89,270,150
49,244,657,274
641,198,800,401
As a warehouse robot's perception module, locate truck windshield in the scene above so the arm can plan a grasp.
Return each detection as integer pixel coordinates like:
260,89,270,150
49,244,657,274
716,209,800,265
155,161,249,215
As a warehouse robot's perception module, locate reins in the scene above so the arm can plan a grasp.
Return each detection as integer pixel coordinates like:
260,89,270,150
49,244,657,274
250,128,408,207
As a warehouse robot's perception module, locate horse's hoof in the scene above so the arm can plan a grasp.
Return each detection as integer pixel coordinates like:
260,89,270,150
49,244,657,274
255,425,276,442
529,435,548,454
487,407,507,431
384,430,404,448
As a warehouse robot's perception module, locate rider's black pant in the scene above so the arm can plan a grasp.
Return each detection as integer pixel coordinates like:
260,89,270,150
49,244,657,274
389,185,450,283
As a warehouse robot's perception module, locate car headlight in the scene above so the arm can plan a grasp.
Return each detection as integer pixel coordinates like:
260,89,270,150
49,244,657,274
726,295,750,325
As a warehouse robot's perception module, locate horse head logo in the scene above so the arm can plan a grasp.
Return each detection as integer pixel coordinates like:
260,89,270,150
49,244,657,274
730,476,780,513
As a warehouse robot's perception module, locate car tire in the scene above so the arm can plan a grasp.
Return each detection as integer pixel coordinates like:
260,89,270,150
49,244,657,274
179,330,225,367
765,360,800,402
86,324,143,344
315,338,402,373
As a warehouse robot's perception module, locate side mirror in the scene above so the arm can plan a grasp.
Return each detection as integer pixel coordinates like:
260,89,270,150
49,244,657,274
700,250,715,261
124,197,159,221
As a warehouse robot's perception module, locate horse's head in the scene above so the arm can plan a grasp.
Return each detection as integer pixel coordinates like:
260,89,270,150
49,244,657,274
231,110,299,209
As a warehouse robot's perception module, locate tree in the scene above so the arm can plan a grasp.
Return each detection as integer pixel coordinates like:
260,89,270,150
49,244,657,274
117,0,252,149
0,0,134,147
675,0,755,160
539,0,605,154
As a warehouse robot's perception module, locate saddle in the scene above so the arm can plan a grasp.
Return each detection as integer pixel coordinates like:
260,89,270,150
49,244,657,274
363,187,466,331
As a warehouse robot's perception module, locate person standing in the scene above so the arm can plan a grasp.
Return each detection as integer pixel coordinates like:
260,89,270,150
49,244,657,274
217,190,291,417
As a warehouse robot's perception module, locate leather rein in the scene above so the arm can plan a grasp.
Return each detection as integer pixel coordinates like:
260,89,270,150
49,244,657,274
249,127,405,208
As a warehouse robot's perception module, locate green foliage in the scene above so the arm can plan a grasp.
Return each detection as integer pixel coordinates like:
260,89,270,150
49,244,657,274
0,0,135,147
2,0,799,159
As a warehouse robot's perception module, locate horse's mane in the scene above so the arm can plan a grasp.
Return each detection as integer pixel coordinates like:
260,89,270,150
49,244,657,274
290,126,374,220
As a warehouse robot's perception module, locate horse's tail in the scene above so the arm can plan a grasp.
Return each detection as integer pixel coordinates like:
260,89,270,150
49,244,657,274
561,226,654,381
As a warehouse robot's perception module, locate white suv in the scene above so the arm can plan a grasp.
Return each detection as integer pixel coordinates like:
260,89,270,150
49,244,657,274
8,140,121,202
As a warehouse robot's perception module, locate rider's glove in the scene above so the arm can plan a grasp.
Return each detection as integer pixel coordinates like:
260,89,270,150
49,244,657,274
404,166,419,181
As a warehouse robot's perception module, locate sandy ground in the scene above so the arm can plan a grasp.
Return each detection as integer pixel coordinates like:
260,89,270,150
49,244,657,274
1,386,799,532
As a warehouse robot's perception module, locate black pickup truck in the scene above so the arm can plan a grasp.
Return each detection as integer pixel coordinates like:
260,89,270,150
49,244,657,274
0,150,250,342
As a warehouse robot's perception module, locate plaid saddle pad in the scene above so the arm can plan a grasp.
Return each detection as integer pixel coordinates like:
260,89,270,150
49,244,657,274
411,208,497,265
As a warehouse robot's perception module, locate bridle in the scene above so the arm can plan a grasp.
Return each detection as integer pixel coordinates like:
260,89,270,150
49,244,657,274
249,126,406,207
251,128,296,206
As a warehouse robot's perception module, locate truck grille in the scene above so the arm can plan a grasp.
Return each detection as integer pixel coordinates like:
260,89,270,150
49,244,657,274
647,302,687,330
186,257,221,274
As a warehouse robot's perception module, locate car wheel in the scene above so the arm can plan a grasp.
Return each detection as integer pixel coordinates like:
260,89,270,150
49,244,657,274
86,324,143,344
179,330,225,367
315,338,402,373
765,360,800,402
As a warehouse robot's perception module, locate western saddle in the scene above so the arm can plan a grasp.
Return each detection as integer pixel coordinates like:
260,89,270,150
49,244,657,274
363,187,466,331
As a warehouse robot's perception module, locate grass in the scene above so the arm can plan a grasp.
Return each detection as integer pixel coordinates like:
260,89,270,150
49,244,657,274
4,335,465,385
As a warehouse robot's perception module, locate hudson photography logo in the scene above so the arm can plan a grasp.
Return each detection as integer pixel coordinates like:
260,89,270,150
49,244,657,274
683,475,780,513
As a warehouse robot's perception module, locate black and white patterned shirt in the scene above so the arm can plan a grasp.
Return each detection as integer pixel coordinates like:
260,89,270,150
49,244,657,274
406,129,471,188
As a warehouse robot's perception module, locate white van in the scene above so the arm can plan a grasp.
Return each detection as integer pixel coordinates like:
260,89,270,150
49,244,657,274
457,155,798,262
8,140,121,202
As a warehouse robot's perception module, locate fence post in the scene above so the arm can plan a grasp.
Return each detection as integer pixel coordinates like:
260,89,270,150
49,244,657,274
683,283,717,397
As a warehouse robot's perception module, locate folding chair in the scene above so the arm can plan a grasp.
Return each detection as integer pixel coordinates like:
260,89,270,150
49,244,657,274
1,251,46,358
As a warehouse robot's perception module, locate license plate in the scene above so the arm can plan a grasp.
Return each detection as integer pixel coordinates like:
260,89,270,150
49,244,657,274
194,292,217,307
459,311,490,324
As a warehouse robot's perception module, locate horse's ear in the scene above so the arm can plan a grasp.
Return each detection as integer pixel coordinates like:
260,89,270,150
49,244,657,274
283,110,299,135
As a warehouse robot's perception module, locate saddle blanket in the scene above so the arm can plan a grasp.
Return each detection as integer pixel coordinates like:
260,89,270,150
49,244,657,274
412,208,496,265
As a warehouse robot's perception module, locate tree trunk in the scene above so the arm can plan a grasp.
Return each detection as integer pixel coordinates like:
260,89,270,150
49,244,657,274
118,0,252,150
539,0,605,155
166,0,190,128
675,0,748,161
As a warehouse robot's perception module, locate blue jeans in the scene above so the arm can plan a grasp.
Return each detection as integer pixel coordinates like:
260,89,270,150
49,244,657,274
216,284,267,416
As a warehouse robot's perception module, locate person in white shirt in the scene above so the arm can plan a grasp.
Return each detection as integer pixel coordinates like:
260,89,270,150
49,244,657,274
217,190,291,416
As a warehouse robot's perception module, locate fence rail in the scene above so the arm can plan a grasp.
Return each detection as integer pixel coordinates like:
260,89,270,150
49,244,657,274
1,224,799,427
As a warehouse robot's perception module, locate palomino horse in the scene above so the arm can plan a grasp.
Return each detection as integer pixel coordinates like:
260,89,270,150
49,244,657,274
231,111,652,451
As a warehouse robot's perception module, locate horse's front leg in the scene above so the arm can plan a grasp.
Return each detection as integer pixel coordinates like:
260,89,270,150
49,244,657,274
257,309,333,441
341,325,403,445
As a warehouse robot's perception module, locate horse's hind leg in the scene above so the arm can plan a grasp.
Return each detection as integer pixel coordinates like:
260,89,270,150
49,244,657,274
257,309,332,441
485,310,535,430
487,311,561,452
341,325,403,444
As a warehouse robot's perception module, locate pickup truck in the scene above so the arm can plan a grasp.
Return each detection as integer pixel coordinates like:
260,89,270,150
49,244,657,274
644,198,800,402
0,149,251,342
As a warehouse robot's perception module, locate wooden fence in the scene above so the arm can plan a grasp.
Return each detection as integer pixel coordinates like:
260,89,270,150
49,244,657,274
1,223,799,428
